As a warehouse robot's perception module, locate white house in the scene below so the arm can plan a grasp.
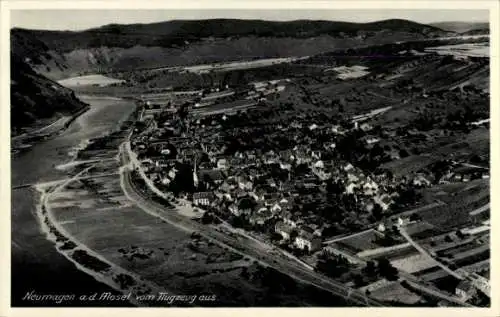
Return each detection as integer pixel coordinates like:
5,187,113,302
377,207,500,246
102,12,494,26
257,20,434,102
294,232,322,252
313,160,325,169
346,182,359,195
217,158,228,170
275,221,293,240
193,192,215,206
366,137,380,145
455,280,477,302
374,194,393,211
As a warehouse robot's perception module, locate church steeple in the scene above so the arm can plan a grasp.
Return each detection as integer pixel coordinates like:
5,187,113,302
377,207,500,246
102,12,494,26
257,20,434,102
193,159,199,189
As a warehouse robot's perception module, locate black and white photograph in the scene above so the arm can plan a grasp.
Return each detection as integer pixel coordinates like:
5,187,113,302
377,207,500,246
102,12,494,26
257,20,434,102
2,1,497,312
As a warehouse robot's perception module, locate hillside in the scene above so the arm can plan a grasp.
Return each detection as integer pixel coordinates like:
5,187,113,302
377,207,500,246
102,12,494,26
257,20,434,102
16,19,449,51
11,19,452,79
461,28,490,36
9,18,453,133
430,21,489,34
11,55,88,135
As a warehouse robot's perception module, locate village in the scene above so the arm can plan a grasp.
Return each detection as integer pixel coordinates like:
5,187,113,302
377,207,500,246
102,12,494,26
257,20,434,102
128,74,490,306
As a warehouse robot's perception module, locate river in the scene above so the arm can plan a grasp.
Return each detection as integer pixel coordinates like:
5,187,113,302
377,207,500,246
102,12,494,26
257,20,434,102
11,95,136,307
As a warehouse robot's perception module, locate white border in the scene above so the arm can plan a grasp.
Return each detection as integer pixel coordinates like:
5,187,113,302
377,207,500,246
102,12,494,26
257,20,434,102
1,1,499,317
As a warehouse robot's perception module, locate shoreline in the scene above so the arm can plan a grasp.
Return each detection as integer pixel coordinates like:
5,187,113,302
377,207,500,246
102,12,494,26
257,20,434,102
29,101,166,306
11,104,91,156
34,165,165,307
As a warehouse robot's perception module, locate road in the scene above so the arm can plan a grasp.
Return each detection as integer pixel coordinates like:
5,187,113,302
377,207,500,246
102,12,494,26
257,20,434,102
119,143,385,307
12,172,120,190
399,227,465,280
404,280,474,307
12,116,70,141
460,162,489,170
325,235,471,306
351,106,393,123
469,203,490,216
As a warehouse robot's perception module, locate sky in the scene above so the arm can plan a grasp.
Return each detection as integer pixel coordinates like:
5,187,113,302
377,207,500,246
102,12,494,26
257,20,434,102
10,9,489,31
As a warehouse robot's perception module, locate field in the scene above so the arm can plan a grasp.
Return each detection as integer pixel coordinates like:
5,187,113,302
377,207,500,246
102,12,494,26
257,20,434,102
404,221,443,240
328,65,370,80
416,178,489,230
451,244,489,267
390,253,437,274
369,282,423,305
425,42,489,58
416,268,449,283
47,159,264,306
380,155,435,178
333,229,385,253
58,74,126,87
429,127,489,161
191,100,258,117
46,157,355,306
177,57,307,74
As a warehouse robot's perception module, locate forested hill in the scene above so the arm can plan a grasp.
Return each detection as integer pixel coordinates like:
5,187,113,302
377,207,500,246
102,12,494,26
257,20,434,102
11,54,87,135
13,19,450,51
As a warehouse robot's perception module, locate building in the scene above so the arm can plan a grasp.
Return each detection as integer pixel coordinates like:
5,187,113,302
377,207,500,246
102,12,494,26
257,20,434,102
294,231,322,252
250,208,273,225
455,280,477,302
217,158,228,170
362,178,379,196
193,192,215,206
283,216,299,228
237,197,255,215
374,194,394,211
413,174,432,187
275,221,294,240
365,137,380,145
469,273,490,298
377,223,387,232
198,169,226,185
359,123,373,132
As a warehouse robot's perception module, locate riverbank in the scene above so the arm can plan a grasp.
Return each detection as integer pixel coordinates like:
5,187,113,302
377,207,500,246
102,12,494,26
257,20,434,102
11,95,138,307
11,104,91,156
35,173,161,307
11,187,126,307
29,105,156,306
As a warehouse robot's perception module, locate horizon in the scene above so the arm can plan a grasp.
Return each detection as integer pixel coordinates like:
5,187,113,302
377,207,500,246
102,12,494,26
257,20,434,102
10,9,489,32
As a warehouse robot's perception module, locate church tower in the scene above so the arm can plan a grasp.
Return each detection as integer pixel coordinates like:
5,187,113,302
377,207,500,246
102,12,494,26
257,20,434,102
193,159,199,189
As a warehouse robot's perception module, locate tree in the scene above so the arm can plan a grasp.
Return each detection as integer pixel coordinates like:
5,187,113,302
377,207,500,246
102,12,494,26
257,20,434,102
270,232,283,242
409,213,422,222
201,212,215,224
315,253,350,278
371,203,384,221
240,267,250,279
377,258,398,280
399,148,409,158
353,273,367,287
456,230,465,240
326,180,344,196
362,260,377,277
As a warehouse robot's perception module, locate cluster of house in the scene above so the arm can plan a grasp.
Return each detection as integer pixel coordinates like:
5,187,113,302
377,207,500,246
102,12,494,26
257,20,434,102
132,95,491,256
177,145,413,251
275,219,322,252
131,105,426,241
438,165,489,184
246,79,289,100
455,272,490,302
